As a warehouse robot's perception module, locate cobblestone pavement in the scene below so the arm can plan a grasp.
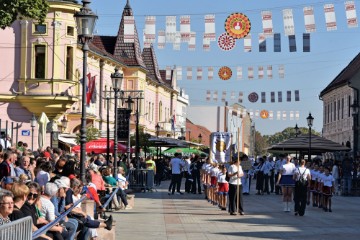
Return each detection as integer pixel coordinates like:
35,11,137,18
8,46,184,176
112,181,360,240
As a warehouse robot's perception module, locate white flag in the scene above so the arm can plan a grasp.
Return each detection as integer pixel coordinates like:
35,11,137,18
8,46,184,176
238,92,244,103
180,16,191,42
143,29,151,48
279,65,285,78
221,91,226,102
158,30,165,49
324,4,337,31
213,91,218,101
269,111,274,120
144,16,156,43
166,16,177,43
188,32,196,51
345,1,358,28
248,67,254,79
277,111,281,120
173,31,181,50
258,66,264,79
267,65,273,79
210,132,232,163
124,16,135,43
208,67,214,80
231,91,235,100
237,67,243,80
206,90,211,101
261,11,273,36
303,6,316,33
283,9,295,36
295,111,300,120
197,67,202,80
249,110,254,119
187,67,192,80
255,110,260,119
203,36,210,51
282,111,287,120
176,66,182,81
204,15,216,41
290,111,294,120
166,66,171,80
244,34,252,52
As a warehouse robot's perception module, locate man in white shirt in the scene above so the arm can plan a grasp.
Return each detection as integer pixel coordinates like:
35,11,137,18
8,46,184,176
0,135,11,150
169,153,185,195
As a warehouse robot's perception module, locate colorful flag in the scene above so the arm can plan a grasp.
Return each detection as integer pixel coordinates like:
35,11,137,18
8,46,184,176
248,67,254,79
304,6,316,33
287,91,292,102
203,35,210,51
180,16,191,42
324,4,337,31
303,33,310,52
173,31,181,50
261,92,266,103
208,67,214,80
238,92,243,103
158,30,165,49
188,32,196,51
197,67,202,80
271,92,275,102
166,16,177,43
187,67,192,80
278,91,282,102
206,90,211,101
345,1,358,28
279,65,285,78
258,66,264,79
124,16,135,43
269,111,274,120
244,34,252,52
204,15,216,41
267,65,273,79
255,110,260,119
144,16,156,43
210,132,232,163
237,67,243,80
289,35,297,52
259,33,266,52
295,90,300,101
176,66,182,81
274,33,281,52
261,11,273,36
86,73,96,105
213,90,218,101
221,91,226,102
283,9,295,36
230,91,235,100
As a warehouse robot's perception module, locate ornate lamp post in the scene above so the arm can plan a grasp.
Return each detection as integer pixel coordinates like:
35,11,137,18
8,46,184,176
74,0,98,182
351,101,359,161
155,123,160,160
126,96,134,166
198,133,202,144
294,123,300,159
307,113,314,161
61,116,68,133
30,114,37,152
111,68,124,177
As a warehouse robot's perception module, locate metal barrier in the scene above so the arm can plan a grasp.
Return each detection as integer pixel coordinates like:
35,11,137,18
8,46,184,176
102,187,119,209
128,169,155,191
0,216,32,240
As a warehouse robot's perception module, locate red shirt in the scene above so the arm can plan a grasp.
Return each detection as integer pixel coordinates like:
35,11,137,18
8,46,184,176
90,172,105,191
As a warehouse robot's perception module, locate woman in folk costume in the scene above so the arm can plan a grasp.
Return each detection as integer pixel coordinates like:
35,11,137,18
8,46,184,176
321,167,335,212
316,166,325,209
276,155,296,212
309,163,319,207
255,158,265,195
227,154,245,216
216,165,229,211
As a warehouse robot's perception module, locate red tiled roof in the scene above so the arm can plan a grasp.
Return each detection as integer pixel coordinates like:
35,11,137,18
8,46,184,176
320,52,360,97
159,70,173,88
142,45,163,83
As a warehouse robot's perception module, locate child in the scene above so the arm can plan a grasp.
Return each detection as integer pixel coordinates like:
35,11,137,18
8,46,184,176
210,163,220,205
321,167,335,212
217,165,229,211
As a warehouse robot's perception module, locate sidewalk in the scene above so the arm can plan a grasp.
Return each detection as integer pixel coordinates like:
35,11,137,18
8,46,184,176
112,181,360,240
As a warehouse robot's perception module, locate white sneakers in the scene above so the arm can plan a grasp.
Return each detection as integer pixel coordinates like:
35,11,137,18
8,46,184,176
283,202,291,212
124,205,132,210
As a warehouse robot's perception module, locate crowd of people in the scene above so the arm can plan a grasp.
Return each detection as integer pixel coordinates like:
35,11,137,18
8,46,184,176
0,141,136,240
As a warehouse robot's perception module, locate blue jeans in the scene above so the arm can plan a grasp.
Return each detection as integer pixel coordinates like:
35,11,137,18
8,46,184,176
64,218,78,240
342,177,352,194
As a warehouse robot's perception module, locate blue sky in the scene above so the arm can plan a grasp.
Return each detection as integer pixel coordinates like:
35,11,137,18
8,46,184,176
90,0,360,135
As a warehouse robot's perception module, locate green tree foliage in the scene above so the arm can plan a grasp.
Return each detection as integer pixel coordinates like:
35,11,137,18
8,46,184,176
0,0,49,29
75,126,100,145
130,126,152,154
254,130,268,156
263,127,321,147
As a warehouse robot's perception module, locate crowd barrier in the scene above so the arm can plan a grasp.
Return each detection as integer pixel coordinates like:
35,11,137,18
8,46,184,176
0,216,32,240
128,169,155,191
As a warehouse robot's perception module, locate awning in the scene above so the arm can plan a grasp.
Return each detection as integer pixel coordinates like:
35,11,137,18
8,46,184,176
58,134,77,146
148,137,189,147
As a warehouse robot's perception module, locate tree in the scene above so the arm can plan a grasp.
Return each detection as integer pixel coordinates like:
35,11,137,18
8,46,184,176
75,126,100,145
0,0,49,29
130,126,152,155
264,127,321,147
254,131,268,156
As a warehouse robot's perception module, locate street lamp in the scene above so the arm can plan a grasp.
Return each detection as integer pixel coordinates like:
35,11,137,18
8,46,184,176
126,96,134,166
74,0,98,182
30,114,37,152
61,116,68,133
351,101,359,160
198,133,202,143
155,123,160,137
111,68,124,177
307,113,314,161
294,123,300,159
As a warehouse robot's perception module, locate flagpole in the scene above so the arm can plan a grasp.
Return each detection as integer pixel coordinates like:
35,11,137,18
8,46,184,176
236,128,240,213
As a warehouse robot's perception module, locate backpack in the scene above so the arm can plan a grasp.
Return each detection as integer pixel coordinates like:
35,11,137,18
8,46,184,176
296,168,308,188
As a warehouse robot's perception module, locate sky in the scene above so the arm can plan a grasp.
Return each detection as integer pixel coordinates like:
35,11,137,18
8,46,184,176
89,0,360,135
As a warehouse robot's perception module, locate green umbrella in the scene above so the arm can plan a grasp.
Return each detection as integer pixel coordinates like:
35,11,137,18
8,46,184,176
162,147,208,157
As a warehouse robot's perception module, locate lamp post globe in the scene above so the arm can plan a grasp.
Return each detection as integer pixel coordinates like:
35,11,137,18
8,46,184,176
61,116,68,133
30,114,37,152
306,113,314,161
294,123,300,137
351,101,359,160
198,133,202,143
155,123,160,137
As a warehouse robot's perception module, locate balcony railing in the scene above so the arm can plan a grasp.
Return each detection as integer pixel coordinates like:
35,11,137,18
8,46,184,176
18,78,78,96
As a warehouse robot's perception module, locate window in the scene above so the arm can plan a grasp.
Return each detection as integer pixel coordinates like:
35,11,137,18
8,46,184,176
327,104,330,123
34,24,47,34
338,100,340,120
67,26,74,36
152,103,154,121
128,80,134,90
349,96,351,117
35,45,46,78
66,47,73,80
334,101,336,122
342,98,344,119
159,101,163,122
104,86,107,108
324,104,327,124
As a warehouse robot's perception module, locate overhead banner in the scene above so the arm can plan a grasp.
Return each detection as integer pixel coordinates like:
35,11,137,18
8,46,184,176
208,67,214,80
124,16,135,43
261,11,273,36
244,34,252,52
180,15,191,42
324,4,337,31
283,9,295,36
204,15,216,41
144,16,156,43
345,1,358,28
158,30,165,49
210,132,232,163
304,6,316,32
166,16,177,43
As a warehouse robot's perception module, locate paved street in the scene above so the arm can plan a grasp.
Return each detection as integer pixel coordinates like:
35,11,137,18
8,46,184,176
113,181,360,240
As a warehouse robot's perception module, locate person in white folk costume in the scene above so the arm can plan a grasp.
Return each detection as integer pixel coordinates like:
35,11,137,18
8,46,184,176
276,155,296,212
320,167,335,212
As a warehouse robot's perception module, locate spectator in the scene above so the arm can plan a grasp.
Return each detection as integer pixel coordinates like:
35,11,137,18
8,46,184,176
0,134,12,150
0,191,13,225
0,150,15,179
169,153,185,195
342,154,353,196
35,161,52,189
15,155,34,181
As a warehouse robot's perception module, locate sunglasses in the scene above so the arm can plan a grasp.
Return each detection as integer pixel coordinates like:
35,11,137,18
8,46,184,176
27,193,39,199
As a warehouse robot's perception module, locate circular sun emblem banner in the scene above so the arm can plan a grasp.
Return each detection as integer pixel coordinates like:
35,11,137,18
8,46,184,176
218,33,236,51
218,66,232,80
225,13,251,39
260,110,269,119
248,92,259,103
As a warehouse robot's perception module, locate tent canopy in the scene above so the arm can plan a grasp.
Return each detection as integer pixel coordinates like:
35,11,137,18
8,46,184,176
267,134,351,154
162,147,208,157
72,138,134,154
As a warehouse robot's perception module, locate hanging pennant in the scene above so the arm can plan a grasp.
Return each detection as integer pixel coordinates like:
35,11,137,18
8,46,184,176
271,92,275,102
278,91,282,102
213,91,218,101
249,110,254,119
277,111,281,120
203,35,210,51
218,66,232,80
237,67,243,80
303,6,316,33
290,111,294,120
258,66,264,79
345,1,358,28
204,15,216,41
180,16,191,42
187,67,192,80
261,92,266,103
260,110,269,119
176,66,182,81
166,66,171,80
267,65,273,79
221,91,227,102
287,91,292,102
303,33,310,52
143,29,151,48
269,111,274,120
206,90,211,101
282,111,287,120
197,67,202,80
259,33,266,52
238,92,244,103
248,92,259,103
158,30,165,49
295,90,300,101
218,33,236,51
173,32,181,50
166,16,177,43
248,67,254,79
255,110,260,119
230,91,235,100
295,111,300,120
144,16,156,43
324,4,337,31
261,11,273,36
283,9,295,36
124,16,135,43
224,13,251,39
274,33,281,52
188,32,196,51
208,67,214,80
279,65,285,78
244,34,252,52
289,35,297,52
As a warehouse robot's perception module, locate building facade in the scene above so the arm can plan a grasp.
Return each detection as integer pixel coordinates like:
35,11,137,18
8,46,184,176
0,0,181,150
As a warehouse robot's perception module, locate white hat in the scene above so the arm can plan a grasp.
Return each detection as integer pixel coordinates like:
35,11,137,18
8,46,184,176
89,163,99,172
55,176,70,188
